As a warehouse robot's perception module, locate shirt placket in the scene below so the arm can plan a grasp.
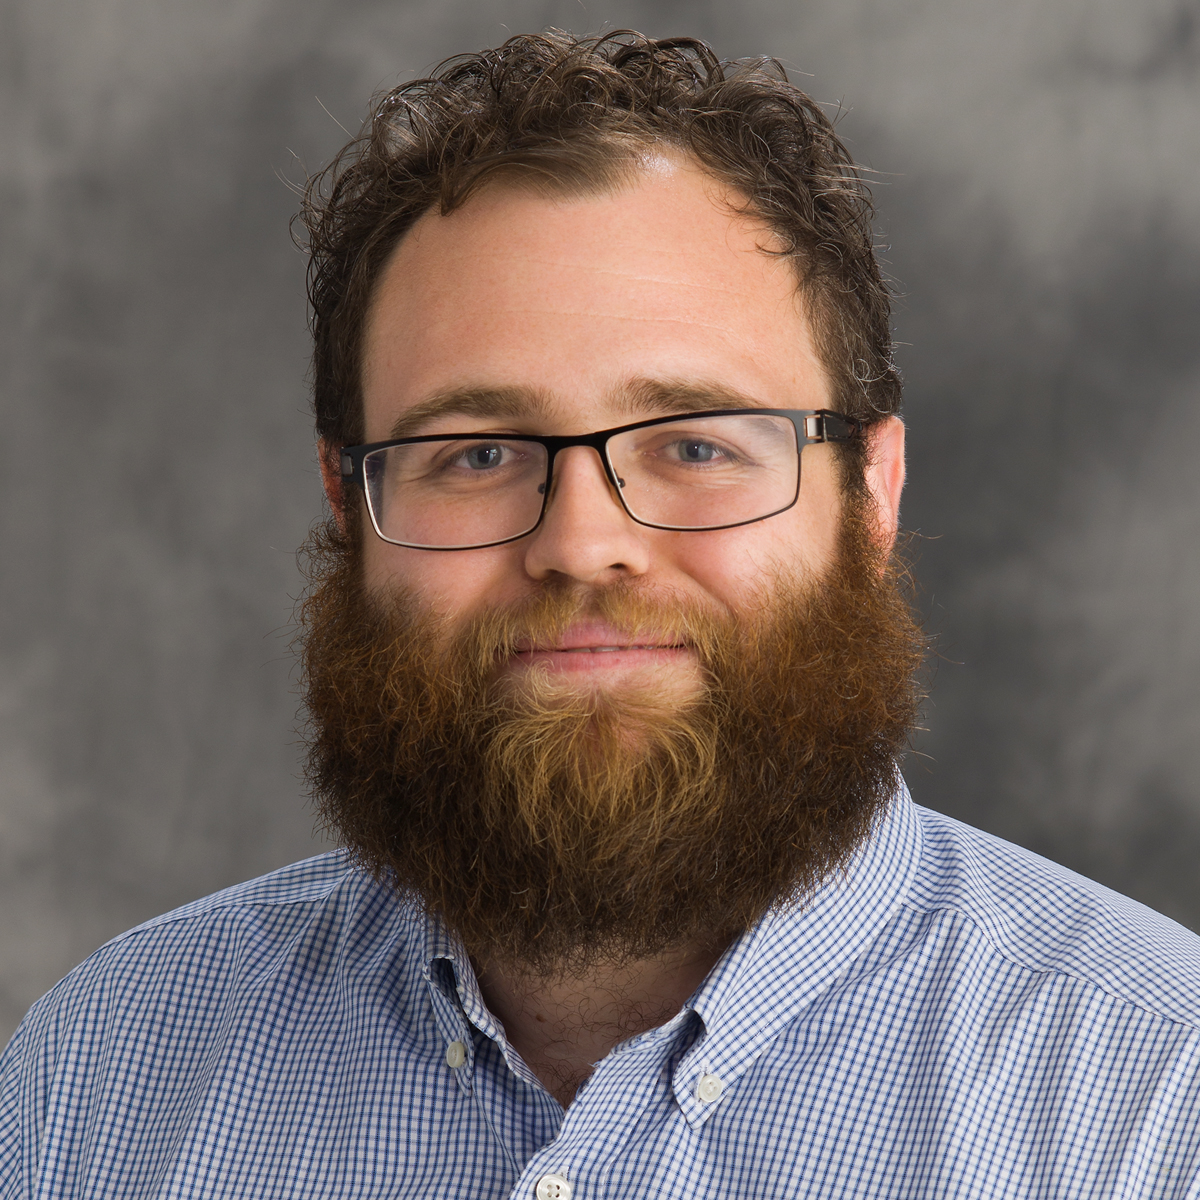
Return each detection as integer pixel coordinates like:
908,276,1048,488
503,1009,702,1200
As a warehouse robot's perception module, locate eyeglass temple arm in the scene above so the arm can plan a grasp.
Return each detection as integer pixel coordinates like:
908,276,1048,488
340,448,362,486
806,411,863,443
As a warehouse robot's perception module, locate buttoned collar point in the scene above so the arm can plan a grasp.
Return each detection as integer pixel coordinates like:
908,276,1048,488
670,784,921,1127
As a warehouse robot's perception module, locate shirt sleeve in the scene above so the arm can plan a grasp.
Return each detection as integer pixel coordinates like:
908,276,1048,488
0,1017,30,1199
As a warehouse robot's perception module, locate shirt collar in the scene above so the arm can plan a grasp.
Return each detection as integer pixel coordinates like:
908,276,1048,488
423,900,545,1088
671,780,922,1124
423,908,500,1042
421,780,922,1117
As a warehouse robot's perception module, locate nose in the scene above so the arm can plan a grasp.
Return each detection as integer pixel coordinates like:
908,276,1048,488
521,446,651,584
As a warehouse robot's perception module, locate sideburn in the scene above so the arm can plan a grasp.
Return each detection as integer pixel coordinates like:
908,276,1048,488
298,514,925,976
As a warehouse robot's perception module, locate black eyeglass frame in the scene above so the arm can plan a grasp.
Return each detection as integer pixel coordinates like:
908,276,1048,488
339,407,864,551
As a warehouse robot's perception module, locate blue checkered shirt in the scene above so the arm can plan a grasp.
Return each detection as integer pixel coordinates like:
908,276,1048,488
3,785,1200,1198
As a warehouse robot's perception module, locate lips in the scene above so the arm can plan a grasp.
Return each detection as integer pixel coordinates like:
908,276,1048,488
512,621,685,655
556,644,680,653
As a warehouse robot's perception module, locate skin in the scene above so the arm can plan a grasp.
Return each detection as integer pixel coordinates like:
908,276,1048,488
320,155,905,1108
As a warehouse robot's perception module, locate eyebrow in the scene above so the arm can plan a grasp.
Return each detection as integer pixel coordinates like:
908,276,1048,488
384,378,771,440
385,386,551,439
615,378,771,418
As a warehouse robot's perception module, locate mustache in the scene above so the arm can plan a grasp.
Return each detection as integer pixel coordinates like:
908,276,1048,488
374,577,747,682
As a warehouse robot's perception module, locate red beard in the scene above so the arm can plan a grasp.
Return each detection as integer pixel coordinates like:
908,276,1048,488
298,512,924,974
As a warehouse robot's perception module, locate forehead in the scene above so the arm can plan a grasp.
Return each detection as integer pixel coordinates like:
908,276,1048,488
360,156,829,439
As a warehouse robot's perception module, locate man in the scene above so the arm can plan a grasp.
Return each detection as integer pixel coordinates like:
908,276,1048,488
2,30,1198,1199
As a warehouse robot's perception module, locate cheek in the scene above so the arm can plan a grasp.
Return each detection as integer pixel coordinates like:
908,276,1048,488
662,471,843,606
662,526,831,610
362,537,531,614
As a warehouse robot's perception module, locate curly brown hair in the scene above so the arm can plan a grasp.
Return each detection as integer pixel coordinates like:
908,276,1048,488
298,30,900,470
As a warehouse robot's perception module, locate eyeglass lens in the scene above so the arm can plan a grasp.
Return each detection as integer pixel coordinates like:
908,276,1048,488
362,412,801,549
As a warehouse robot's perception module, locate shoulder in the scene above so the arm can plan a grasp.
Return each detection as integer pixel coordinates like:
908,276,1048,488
49,852,399,984
905,804,1200,1027
0,857,431,1194
2,853,423,1066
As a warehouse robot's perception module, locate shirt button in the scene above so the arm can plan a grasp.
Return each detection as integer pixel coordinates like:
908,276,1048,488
697,1073,724,1103
535,1173,572,1200
445,1040,467,1069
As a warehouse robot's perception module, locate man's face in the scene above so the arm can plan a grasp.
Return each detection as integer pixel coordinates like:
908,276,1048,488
303,156,917,970
345,156,903,696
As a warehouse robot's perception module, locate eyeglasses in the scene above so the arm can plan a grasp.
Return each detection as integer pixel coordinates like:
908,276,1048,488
339,408,862,551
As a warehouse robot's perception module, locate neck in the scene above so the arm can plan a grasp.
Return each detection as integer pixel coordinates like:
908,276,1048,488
475,937,731,1109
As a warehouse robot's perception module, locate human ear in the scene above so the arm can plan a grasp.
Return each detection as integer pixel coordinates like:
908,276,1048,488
318,439,348,534
862,416,905,552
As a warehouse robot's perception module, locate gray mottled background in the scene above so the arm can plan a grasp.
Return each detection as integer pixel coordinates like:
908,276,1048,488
2,0,1198,1042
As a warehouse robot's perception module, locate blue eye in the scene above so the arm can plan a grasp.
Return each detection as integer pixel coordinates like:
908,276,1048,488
465,445,503,470
679,440,717,462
